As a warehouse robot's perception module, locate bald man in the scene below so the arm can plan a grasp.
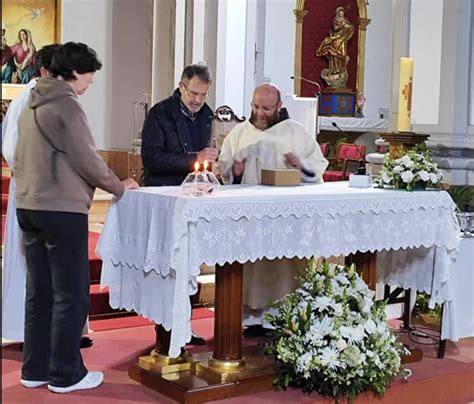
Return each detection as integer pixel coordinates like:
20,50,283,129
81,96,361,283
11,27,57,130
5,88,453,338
218,83,328,337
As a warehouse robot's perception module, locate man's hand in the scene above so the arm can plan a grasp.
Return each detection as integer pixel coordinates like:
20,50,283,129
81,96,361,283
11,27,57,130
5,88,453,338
122,178,140,190
197,147,219,162
284,152,302,170
232,158,246,177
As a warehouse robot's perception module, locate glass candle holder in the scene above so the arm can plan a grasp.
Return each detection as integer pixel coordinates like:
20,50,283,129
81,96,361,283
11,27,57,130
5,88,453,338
456,212,474,238
181,171,212,196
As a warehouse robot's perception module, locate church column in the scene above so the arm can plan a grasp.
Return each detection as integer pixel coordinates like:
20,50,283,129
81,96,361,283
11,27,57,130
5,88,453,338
151,0,177,105
203,0,218,111
414,0,473,184
292,7,308,96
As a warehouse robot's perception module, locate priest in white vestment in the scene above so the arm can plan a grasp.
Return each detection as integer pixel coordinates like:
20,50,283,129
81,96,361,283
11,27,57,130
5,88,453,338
2,78,37,342
1,44,92,347
218,83,328,337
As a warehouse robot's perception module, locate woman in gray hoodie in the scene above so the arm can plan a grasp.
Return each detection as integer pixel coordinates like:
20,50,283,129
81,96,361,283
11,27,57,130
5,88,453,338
14,42,138,394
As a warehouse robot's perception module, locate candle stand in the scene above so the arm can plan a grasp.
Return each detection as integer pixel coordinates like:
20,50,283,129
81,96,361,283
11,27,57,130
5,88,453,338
381,132,430,159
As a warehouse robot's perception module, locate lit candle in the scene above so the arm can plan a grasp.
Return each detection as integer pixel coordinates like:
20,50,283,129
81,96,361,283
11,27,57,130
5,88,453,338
397,57,414,132
203,160,208,172
194,161,199,175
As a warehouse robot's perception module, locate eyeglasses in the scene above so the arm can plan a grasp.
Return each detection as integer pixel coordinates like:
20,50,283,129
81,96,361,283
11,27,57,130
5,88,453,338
181,82,208,100
250,101,279,114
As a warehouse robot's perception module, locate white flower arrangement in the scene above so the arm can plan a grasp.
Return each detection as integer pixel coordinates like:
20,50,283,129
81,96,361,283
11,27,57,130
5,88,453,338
265,260,407,402
377,149,443,191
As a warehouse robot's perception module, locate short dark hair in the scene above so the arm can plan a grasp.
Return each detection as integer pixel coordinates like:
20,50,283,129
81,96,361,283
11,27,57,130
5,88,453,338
180,64,212,84
51,42,102,81
34,44,61,77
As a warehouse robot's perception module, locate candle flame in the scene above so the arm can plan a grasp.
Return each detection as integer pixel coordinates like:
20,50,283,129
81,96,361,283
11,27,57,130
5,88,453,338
203,160,208,171
194,161,199,172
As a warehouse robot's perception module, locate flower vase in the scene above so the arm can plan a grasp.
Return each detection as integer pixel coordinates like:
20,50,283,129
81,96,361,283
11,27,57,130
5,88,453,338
413,182,426,191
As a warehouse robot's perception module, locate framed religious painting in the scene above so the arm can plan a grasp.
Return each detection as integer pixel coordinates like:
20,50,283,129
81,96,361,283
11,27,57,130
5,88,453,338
1,0,61,107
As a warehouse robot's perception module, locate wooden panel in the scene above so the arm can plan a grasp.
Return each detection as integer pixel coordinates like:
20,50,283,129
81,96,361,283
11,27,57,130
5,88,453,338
128,152,144,183
346,251,376,290
97,150,129,180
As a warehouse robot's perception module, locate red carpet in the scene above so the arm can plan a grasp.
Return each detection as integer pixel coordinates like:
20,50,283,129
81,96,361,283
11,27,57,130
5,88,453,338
89,308,214,332
2,175,10,193
2,317,474,403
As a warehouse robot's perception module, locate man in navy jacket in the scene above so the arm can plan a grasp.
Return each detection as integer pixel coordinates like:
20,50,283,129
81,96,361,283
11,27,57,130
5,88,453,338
141,64,218,186
141,65,217,345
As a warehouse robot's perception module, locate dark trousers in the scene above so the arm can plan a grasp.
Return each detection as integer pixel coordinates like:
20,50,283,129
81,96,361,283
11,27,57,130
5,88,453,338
16,209,90,387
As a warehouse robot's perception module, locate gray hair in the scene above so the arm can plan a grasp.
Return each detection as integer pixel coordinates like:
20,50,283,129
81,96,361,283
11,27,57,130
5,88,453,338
181,64,212,83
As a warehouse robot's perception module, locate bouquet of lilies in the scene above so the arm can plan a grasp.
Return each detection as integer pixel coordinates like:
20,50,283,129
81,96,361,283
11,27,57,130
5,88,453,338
265,260,408,403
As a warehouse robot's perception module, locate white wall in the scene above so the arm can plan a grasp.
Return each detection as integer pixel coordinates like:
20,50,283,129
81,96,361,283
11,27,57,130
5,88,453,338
364,0,392,120
410,0,443,125
215,0,247,116
470,2,474,126
61,0,152,150
263,0,295,95
61,0,112,149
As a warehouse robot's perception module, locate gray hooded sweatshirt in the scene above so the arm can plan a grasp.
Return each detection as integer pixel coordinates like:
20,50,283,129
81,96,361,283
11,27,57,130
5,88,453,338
14,76,124,214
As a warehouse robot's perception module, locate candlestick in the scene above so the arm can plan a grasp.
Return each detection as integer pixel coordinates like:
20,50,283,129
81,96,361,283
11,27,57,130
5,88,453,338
397,57,414,132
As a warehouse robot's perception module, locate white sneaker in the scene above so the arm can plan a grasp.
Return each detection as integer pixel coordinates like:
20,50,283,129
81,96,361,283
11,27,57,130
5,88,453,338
20,379,48,388
48,371,104,394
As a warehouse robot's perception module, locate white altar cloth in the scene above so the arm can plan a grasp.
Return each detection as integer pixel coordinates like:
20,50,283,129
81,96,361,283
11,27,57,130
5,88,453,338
320,116,387,132
97,182,459,357
441,237,474,341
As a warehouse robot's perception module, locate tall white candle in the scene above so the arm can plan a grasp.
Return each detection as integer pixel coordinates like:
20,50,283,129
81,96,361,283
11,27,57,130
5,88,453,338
397,57,414,132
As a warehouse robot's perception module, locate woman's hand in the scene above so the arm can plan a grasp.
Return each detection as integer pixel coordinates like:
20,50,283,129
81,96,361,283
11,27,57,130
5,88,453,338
122,178,139,190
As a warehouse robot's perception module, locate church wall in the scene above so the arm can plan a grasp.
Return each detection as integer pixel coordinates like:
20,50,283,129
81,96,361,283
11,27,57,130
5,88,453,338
215,0,247,117
262,0,295,96
61,0,153,150
364,0,392,120
409,0,443,126
469,1,474,127
59,0,472,187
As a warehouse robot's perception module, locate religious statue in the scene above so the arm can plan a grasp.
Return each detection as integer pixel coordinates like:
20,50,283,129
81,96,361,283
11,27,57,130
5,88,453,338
316,6,354,89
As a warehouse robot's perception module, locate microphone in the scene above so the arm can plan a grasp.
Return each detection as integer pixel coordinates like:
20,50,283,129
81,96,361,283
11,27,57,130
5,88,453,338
331,121,366,175
290,75,321,95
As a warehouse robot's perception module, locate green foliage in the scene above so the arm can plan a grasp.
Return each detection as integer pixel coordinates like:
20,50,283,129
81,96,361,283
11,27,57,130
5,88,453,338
415,292,442,317
447,186,474,212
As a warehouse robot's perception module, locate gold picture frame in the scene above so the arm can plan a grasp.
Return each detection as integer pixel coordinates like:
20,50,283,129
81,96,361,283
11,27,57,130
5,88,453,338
2,0,61,100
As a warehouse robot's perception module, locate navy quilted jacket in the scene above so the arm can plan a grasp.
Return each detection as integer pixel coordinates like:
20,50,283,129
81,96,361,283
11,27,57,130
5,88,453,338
141,89,213,186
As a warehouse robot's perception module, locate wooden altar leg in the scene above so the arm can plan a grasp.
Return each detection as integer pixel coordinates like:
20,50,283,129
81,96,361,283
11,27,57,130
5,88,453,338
155,324,170,355
212,262,244,362
129,261,277,403
346,251,376,290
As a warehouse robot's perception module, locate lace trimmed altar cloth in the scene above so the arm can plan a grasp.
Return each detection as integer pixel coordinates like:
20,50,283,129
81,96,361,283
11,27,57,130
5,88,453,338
97,182,459,357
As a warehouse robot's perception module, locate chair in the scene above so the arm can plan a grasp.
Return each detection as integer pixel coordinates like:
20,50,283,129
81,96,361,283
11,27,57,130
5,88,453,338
319,142,329,157
211,105,245,153
323,143,366,182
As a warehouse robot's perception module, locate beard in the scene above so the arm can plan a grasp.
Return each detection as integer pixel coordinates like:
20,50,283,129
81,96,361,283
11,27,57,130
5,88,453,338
250,109,280,131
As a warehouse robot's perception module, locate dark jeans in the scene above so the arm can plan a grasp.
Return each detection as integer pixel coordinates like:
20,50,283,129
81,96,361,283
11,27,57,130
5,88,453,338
16,209,90,387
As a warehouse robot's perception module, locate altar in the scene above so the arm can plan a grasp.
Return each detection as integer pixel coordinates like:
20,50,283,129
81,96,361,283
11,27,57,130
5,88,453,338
97,181,460,400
